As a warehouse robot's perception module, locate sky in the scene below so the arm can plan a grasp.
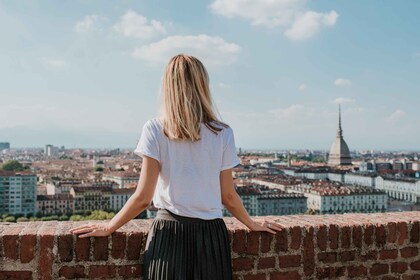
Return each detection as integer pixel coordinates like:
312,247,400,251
1,0,420,151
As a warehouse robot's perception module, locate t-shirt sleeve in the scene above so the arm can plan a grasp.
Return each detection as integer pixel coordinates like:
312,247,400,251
134,120,160,163
221,127,241,171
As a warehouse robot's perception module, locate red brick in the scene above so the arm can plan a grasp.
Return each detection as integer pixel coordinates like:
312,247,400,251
75,236,91,261
341,225,351,248
410,221,420,243
375,224,387,247
2,226,24,260
387,222,397,243
0,271,32,280
391,262,408,274
397,221,408,245
290,226,301,250
302,227,315,277
89,265,116,278
274,228,288,252
278,254,301,268
58,235,73,262
126,232,142,260
364,224,374,246
347,264,367,278
270,271,300,280
382,276,400,280
260,232,272,253
379,249,398,260
317,252,337,263
370,263,389,276
38,226,56,280
316,225,327,251
232,229,247,254
118,264,142,277
329,224,339,249
93,236,109,261
232,274,241,280
232,257,254,271
59,265,86,279
257,256,275,269
243,273,267,280
411,260,420,270
400,246,418,258
352,225,363,248
339,250,356,262
360,250,377,262
246,231,260,255
316,266,345,279
20,234,37,263
111,232,126,259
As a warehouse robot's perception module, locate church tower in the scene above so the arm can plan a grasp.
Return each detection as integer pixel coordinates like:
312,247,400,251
328,105,352,166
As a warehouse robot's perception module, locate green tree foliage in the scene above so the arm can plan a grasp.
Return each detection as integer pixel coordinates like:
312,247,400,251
3,216,16,222
95,166,104,172
1,160,29,171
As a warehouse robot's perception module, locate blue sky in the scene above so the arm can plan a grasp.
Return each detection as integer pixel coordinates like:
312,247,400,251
1,0,419,151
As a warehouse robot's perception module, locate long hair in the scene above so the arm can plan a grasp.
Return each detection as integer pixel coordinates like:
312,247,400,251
158,54,229,142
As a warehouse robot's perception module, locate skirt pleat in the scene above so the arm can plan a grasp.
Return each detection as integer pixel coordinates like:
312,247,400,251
143,209,232,280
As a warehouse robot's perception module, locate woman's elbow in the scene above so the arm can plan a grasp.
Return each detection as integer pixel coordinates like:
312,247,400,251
222,193,237,208
133,194,151,209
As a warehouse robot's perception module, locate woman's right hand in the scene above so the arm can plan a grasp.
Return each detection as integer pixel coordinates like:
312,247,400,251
248,219,283,234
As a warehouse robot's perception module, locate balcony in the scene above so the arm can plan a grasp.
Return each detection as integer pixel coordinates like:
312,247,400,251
0,211,419,279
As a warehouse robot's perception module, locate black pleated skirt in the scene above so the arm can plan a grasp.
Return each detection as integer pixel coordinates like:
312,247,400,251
143,208,233,280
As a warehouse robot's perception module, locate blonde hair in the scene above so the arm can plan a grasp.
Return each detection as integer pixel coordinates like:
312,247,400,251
158,54,229,142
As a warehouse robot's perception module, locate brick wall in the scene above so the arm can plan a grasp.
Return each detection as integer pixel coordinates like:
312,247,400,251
0,211,419,279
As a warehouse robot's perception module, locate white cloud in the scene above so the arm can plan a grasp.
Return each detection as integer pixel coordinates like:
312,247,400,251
331,97,355,104
268,104,304,118
114,10,166,39
334,78,351,86
284,10,338,40
387,109,406,121
298,84,307,91
209,0,338,40
210,0,305,28
132,34,241,65
41,58,67,69
75,15,105,33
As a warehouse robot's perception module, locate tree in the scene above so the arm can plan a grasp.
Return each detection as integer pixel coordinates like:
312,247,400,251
95,166,104,172
1,160,29,171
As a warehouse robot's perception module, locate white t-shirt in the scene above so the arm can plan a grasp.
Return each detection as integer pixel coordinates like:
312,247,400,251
134,118,241,220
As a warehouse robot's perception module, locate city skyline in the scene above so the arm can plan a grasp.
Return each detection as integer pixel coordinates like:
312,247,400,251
1,1,420,150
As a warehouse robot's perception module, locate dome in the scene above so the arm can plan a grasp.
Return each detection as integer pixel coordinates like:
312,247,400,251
328,105,352,166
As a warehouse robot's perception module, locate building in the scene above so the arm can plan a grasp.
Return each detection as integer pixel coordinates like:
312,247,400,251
70,185,112,212
0,142,10,151
110,188,135,211
328,105,352,166
375,176,420,203
36,194,74,215
103,172,139,188
258,193,307,216
288,182,388,214
0,171,37,215
45,144,59,157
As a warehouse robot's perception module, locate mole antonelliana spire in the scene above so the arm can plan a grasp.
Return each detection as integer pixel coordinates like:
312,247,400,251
328,104,352,166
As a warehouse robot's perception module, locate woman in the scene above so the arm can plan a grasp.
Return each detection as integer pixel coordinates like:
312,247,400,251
69,54,282,279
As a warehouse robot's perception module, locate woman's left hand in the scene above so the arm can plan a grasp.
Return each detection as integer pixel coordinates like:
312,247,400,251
69,221,113,238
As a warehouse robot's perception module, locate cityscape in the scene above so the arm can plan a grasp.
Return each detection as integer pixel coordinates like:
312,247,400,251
1,106,419,223
1,1,419,279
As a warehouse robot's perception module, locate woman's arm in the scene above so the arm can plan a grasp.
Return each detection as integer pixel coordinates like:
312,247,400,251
106,156,160,232
220,169,282,234
69,155,160,237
